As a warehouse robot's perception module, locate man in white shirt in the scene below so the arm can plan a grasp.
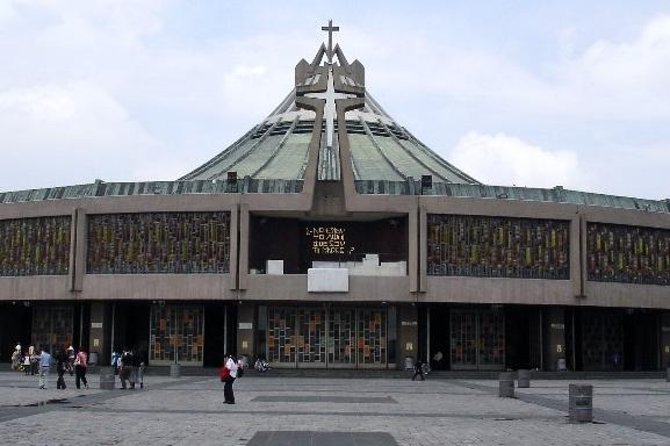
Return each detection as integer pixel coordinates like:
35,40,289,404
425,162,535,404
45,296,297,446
222,353,238,404
38,348,52,389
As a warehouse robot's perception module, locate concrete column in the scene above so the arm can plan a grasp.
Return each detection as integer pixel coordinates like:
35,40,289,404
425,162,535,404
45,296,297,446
236,302,255,358
544,307,567,371
229,203,239,291
238,203,249,290
661,313,670,369
418,206,427,294
398,304,419,365
70,208,86,292
408,205,419,293
88,301,111,366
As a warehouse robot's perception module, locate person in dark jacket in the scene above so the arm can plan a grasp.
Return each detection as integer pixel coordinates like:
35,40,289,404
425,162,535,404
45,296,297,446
55,347,69,389
119,349,136,389
412,358,425,381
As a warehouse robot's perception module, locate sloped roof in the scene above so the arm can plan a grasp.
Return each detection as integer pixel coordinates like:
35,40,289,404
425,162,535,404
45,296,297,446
2,24,668,215
179,41,479,186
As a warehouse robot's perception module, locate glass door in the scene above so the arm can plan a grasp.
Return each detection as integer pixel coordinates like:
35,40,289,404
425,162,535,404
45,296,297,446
357,309,387,368
478,310,505,369
450,309,505,370
267,307,297,365
265,306,388,369
328,308,355,367
296,309,326,367
450,310,477,369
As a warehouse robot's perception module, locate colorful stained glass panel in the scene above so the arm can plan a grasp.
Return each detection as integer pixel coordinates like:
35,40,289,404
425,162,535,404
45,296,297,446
0,216,70,276
427,214,570,279
87,212,230,274
587,222,670,285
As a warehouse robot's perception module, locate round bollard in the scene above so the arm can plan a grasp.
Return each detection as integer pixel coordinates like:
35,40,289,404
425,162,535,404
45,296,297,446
569,384,593,423
517,369,531,388
666,367,670,382
99,366,115,390
498,372,515,398
170,363,181,378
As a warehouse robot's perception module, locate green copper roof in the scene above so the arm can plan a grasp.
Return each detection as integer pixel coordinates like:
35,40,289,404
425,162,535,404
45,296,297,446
2,180,669,215
179,41,480,186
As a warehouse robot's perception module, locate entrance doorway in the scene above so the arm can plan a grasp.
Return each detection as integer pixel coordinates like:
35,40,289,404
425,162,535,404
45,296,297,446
265,306,388,368
450,309,505,370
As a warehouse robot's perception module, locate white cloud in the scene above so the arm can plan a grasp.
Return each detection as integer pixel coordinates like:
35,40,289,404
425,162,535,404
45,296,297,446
449,132,589,190
0,82,162,191
555,14,670,119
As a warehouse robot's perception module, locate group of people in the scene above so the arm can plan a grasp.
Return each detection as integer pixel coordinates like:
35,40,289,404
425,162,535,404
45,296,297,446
11,344,40,375
112,348,145,389
10,343,90,390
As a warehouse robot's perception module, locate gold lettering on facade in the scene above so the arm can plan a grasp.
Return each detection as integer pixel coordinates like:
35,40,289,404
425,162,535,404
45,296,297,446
306,225,352,255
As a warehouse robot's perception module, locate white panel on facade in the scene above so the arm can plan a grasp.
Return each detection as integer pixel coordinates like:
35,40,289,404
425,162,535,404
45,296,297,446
266,260,284,275
308,268,349,292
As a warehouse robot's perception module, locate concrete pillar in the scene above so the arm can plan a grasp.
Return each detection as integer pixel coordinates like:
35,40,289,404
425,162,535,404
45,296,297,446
99,366,115,390
88,301,111,366
544,307,567,371
569,384,593,423
398,304,419,367
170,363,181,378
517,369,531,388
498,372,515,398
661,313,670,370
237,302,255,358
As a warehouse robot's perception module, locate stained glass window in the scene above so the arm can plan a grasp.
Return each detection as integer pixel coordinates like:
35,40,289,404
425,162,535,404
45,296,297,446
0,216,71,276
149,304,204,365
87,212,230,274
427,214,570,279
587,222,670,285
31,305,74,354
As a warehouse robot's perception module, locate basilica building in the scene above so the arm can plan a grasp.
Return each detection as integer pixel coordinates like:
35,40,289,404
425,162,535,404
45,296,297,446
1,22,669,372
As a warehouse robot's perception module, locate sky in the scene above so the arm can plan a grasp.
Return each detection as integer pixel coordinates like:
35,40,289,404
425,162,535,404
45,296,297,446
1,0,669,200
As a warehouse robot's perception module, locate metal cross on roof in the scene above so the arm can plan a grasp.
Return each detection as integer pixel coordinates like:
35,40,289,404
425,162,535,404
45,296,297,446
321,19,339,64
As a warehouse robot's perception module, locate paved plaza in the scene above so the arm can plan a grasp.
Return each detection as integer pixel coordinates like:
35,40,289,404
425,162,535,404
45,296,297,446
1,370,669,445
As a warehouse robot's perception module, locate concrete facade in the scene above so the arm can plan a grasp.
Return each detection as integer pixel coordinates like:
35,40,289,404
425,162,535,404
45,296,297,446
1,23,669,372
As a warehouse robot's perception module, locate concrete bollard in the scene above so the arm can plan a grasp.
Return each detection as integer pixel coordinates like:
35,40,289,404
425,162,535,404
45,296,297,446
568,384,593,423
99,366,116,390
517,369,531,388
498,372,515,398
170,363,181,378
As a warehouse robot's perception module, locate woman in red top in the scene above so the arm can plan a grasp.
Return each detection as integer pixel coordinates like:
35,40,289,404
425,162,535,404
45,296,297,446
75,346,89,389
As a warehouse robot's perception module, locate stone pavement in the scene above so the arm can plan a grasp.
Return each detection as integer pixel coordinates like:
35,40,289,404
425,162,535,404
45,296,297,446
1,370,669,445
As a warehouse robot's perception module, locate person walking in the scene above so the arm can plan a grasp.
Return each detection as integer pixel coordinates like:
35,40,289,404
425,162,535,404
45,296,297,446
66,346,75,376
74,346,89,389
29,345,39,375
55,347,69,389
38,347,52,389
11,343,22,371
119,349,136,389
411,358,425,381
220,353,238,404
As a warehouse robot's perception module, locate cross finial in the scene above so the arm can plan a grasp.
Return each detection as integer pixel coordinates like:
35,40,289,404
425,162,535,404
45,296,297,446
321,19,339,64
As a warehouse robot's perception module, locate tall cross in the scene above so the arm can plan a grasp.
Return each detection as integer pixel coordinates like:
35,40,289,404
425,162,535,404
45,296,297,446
306,65,356,148
321,19,339,64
